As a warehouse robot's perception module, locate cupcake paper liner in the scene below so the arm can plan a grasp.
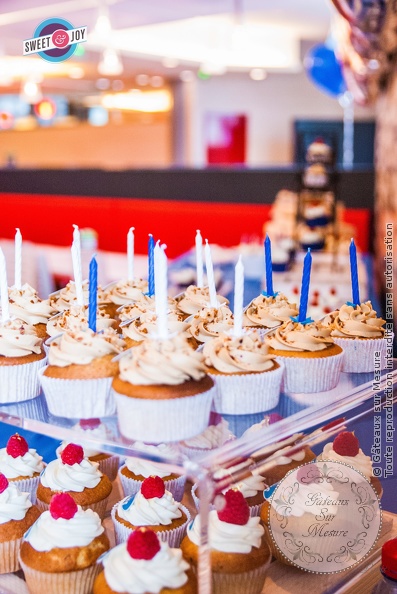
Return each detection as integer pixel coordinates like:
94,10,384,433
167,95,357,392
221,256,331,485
0,538,22,574
332,336,389,373
191,484,262,517
36,495,109,520
19,558,100,594
10,476,40,505
111,503,191,548
210,363,284,415
2,395,49,421
0,357,47,404
276,350,344,394
113,385,215,443
211,560,271,594
96,455,120,482
119,469,186,502
39,367,116,419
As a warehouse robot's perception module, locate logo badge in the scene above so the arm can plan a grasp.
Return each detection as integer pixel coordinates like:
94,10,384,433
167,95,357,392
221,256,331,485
267,461,382,573
23,18,87,62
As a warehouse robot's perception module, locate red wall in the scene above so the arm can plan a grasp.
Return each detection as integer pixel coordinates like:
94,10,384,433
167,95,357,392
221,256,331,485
0,193,370,258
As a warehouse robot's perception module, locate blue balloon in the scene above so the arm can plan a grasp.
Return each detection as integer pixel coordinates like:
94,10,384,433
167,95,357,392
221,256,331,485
305,44,347,98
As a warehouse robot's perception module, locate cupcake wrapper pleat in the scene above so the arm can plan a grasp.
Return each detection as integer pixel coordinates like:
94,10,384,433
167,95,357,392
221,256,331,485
39,367,116,418
0,357,47,404
211,561,271,594
114,385,215,443
19,559,101,594
36,496,109,520
332,336,391,373
210,364,284,415
97,456,120,482
111,503,190,548
0,538,22,574
10,476,40,505
276,350,344,393
119,469,186,502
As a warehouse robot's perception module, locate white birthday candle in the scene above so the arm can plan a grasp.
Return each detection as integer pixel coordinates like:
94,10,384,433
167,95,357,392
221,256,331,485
14,228,22,290
71,241,84,306
195,230,204,288
154,242,169,339
127,227,135,281
205,240,219,308
233,256,244,337
0,248,10,323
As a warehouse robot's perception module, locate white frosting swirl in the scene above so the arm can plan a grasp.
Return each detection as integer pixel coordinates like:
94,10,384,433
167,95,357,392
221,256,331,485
325,302,385,339
40,458,102,492
49,280,110,312
9,283,55,325
0,448,44,478
107,280,148,305
124,443,179,479
122,310,190,343
204,331,276,373
0,482,32,524
118,295,177,323
103,541,189,594
57,423,111,459
183,419,234,450
318,443,373,479
243,293,298,329
118,335,206,386
188,510,264,553
48,327,124,367
47,305,114,338
214,468,266,498
269,478,340,518
23,507,104,551
266,320,335,352
0,318,43,357
176,285,228,316
116,490,182,526
188,306,234,343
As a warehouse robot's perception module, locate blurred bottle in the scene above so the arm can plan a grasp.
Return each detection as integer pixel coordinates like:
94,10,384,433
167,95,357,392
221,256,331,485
372,539,397,593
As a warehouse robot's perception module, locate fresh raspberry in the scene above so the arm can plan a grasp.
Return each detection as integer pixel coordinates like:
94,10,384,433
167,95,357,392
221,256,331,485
333,431,360,457
141,476,165,499
0,473,9,494
126,528,161,560
217,489,250,525
49,493,78,520
322,418,345,432
79,418,101,430
6,434,29,458
61,443,84,466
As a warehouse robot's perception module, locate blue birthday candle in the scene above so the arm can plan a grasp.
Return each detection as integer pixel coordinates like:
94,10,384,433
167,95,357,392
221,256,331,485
349,239,360,306
88,256,97,332
148,234,155,297
298,249,312,323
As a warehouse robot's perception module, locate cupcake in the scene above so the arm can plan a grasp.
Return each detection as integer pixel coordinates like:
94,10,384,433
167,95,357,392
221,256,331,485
19,493,109,594
105,278,148,318
46,305,115,338
181,416,235,458
304,202,331,228
176,285,228,317
112,476,190,547
324,301,387,372
203,331,283,414
317,431,382,497
112,334,215,443
0,318,46,403
94,528,196,594
188,305,234,344
49,279,111,313
303,163,329,189
266,319,344,393
299,226,326,251
119,442,186,502
0,434,44,502
36,444,112,519
306,138,333,164
118,294,178,324
256,436,316,485
57,419,120,482
122,310,191,349
181,489,271,594
8,283,55,340
0,473,40,574
243,293,298,332
40,327,125,418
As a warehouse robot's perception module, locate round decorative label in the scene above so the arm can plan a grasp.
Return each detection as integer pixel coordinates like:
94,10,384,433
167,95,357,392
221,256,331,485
267,461,382,573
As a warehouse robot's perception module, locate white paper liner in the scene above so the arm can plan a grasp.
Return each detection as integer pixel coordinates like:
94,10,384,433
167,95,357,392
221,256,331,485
276,349,344,394
111,503,190,548
19,558,100,594
36,495,109,520
210,363,284,415
95,455,120,482
39,367,116,419
211,559,271,594
0,356,47,404
119,468,186,502
191,484,262,517
0,538,22,574
114,384,215,443
2,395,49,421
332,336,389,373
10,476,40,505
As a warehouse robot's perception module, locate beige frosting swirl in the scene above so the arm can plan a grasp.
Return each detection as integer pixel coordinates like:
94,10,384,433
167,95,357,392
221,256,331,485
204,331,276,373
8,283,55,325
324,302,385,339
118,334,206,385
118,295,177,323
318,443,373,479
48,328,125,367
243,293,298,329
266,320,335,352
47,305,115,338
122,310,190,343
176,285,228,315
189,306,234,344
0,319,43,357
49,280,110,312
107,279,148,305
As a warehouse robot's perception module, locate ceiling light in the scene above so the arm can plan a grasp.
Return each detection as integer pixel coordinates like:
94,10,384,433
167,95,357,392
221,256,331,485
162,57,179,68
20,79,42,104
136,74,149,86
69,66,85,79
94,5,112,39
200,62,227,76
180,70,194,82
102,89,172,113
98,49,123,76
249,68,267,81
150,75,164,88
